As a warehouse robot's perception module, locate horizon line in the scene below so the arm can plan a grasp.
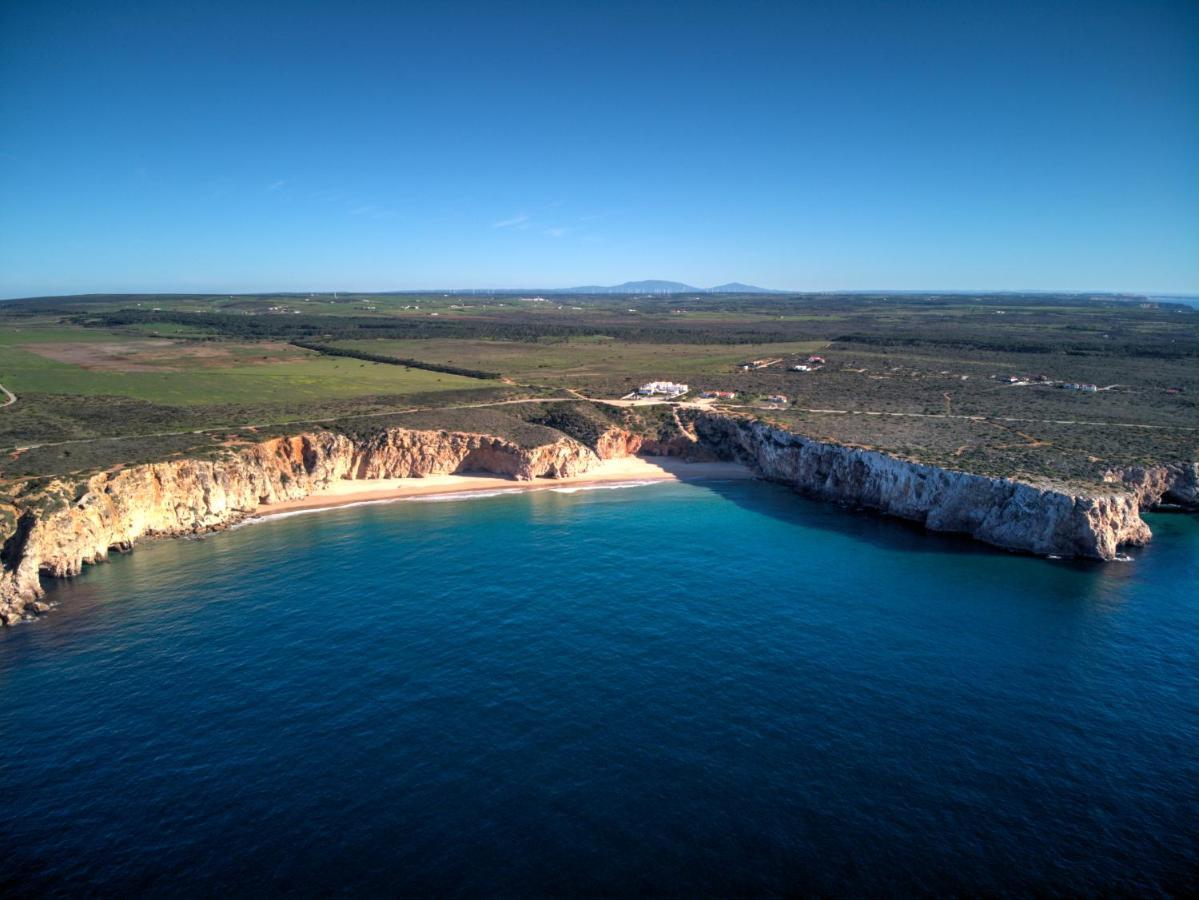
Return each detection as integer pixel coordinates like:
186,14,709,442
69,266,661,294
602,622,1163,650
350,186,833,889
4,286,1197,302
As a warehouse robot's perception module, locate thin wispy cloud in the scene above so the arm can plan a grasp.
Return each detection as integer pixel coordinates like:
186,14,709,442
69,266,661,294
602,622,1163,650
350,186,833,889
267,179,287,192
492,214,530,229
544,227,569,238
346,203,396,220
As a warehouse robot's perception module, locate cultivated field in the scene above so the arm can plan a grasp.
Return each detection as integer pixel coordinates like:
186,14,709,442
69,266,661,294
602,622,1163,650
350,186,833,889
325,336,827,394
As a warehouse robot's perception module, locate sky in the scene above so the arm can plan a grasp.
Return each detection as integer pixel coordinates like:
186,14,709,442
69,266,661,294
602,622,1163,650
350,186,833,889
1,0,1196,297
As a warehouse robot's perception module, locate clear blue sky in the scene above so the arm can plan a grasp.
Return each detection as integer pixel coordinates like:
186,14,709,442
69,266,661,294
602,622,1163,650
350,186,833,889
1,0,1196,297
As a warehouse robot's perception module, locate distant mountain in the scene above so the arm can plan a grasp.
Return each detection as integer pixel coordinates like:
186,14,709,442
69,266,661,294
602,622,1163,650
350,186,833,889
707,282,773,293
562,280,776,294
567,280,698,294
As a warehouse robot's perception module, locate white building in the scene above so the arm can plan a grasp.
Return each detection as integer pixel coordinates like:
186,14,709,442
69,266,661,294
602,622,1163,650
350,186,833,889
638,381,689,397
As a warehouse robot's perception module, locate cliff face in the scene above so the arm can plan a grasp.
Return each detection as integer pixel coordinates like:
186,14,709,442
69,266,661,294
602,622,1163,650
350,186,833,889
1,427,599,624
592,429,700,460
1110,462,1199,510
691,413,1192,561
3,413,1193,624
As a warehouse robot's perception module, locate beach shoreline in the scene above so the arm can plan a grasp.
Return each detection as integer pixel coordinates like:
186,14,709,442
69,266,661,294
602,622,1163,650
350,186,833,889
251,456,754,517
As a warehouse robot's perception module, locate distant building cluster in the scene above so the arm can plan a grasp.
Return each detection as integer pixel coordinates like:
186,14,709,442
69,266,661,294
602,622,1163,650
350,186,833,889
701,390,737,400
999,374,1100,392
638,381,689,397
791,355,825,372
1004,373,1050,383
739,357,782,371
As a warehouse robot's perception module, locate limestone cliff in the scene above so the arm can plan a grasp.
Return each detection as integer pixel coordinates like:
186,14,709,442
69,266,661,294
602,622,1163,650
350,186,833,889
2,413,1194,624
592,428,700,460
1109,462,1199,510
691,413,1193,561
1,426,599,623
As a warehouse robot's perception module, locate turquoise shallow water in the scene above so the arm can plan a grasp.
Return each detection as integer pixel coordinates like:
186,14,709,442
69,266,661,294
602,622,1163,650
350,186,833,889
1,478,1197,896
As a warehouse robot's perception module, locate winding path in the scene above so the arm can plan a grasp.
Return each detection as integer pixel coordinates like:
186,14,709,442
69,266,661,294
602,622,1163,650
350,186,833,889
0,383,15,408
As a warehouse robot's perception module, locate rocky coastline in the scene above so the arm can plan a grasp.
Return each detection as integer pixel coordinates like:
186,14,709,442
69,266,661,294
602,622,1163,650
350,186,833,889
2,412,1196,624
692,413,1198,562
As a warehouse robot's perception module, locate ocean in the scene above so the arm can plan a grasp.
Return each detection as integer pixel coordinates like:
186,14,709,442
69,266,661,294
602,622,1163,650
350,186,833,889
1148,294,1199,310
2,478,1196,896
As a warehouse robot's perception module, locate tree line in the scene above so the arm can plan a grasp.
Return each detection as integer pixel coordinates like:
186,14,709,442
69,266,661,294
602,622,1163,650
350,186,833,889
290,341,502,379
68,307,818,344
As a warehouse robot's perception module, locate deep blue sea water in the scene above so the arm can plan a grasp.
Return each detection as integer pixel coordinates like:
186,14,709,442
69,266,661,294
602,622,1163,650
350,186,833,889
2,479,1197,897
1149,295,1199,310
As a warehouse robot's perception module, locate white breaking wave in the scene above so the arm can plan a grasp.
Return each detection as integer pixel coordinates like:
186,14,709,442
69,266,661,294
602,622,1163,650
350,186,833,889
408,488,523,503
548,480,663,494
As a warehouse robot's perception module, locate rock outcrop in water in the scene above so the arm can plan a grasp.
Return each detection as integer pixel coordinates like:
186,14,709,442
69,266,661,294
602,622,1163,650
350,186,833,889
690,412,1196,562
2,412,1194,623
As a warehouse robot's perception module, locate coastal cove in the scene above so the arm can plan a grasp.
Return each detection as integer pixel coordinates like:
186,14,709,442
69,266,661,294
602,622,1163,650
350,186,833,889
5,410,1196,625
2,479,1196,895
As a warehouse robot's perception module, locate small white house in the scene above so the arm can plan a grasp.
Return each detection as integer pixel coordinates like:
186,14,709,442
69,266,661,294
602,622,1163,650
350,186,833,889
638,381,689,398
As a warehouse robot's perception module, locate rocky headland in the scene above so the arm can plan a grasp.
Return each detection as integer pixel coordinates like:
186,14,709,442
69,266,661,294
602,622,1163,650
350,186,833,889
691,413,1197,562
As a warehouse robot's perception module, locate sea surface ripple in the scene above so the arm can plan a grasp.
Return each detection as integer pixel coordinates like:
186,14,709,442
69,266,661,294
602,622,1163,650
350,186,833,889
1,479,1196,896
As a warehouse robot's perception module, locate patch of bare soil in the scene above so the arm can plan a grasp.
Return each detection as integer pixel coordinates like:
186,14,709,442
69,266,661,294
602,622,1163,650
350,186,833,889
24,340,304,372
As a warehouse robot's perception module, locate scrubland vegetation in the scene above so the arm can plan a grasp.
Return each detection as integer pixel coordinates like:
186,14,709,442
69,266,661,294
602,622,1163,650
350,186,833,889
1,291,1195,487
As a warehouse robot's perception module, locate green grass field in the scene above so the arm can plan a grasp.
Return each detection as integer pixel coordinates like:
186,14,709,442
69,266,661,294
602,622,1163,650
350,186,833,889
0,325,518,465
327,336,827,391
0,340,489,406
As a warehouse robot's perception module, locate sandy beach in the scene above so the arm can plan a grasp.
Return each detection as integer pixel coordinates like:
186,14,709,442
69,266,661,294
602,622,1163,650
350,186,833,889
253,456,754,516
